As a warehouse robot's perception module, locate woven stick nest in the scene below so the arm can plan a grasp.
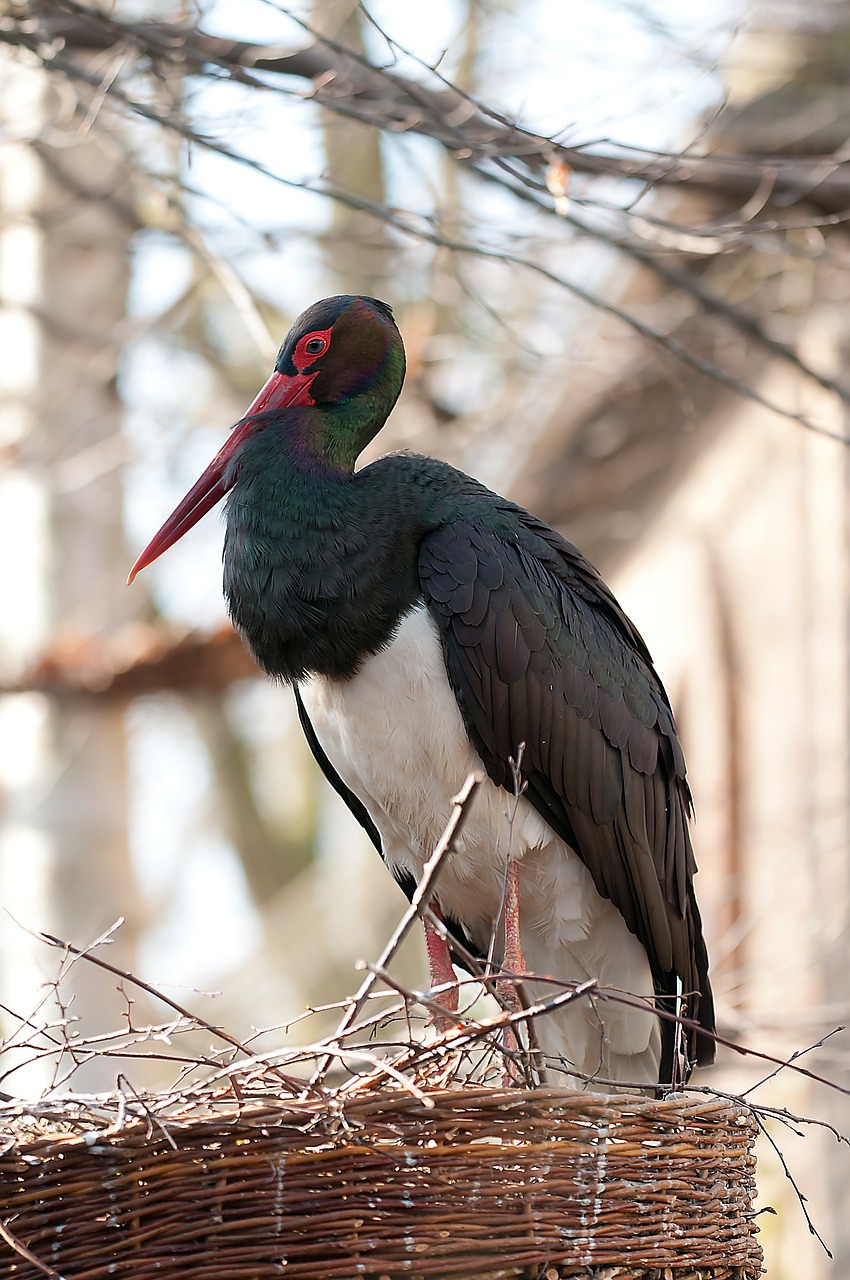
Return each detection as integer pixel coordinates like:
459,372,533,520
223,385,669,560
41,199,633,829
1,1083,762,1280
1,787,768,1278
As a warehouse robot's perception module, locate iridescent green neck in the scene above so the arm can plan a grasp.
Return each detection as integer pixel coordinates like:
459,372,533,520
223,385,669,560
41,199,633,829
314,334,406,471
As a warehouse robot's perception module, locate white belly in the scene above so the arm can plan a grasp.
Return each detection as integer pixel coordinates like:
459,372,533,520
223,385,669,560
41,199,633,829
299,604,660,1088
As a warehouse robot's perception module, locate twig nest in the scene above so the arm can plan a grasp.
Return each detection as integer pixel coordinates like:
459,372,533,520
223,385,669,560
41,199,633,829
1,1085,762,1279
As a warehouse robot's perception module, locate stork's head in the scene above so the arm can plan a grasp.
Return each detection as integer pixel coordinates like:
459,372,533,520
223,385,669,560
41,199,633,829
127,295,405,583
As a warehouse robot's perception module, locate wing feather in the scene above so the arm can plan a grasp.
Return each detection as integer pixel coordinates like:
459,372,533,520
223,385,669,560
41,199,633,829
419,513,714,1075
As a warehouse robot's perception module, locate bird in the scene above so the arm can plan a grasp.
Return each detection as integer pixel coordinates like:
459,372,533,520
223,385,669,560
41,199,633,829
128,294,715,1092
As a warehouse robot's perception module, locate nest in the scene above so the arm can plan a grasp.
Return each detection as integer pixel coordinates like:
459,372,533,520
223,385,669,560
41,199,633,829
0,788,769,1278
1,1083,762,1280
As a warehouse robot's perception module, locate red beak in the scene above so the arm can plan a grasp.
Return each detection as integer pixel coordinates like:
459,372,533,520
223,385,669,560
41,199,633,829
127,368,316,584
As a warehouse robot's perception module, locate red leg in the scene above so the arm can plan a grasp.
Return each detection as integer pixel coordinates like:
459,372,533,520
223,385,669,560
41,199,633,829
503,856,526,980
424,904,458,1028
499,858,526,1075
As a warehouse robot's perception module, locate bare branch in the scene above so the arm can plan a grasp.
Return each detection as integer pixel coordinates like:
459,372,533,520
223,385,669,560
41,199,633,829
19,1,850,211
8,3,850,439
0,624,257,699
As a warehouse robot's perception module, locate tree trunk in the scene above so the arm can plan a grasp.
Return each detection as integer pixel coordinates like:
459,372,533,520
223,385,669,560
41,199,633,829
0,46,141,1091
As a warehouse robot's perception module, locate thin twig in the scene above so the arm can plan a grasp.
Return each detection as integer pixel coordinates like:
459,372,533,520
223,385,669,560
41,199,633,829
740,1025,848,1099
16,920,305,1094
0,1219,66,1280
756,1115,834,1258
307,771,481,1090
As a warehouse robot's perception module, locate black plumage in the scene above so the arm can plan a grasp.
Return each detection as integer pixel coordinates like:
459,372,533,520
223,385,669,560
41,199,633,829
418,501,714,1073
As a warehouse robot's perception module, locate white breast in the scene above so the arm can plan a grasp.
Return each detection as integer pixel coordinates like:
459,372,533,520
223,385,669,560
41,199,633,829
299,604,661,1088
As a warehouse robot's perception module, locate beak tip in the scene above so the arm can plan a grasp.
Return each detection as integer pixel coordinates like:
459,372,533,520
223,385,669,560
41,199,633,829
126,565,139,586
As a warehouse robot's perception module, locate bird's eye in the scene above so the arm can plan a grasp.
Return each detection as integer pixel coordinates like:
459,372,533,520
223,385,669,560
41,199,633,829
292,327,332,371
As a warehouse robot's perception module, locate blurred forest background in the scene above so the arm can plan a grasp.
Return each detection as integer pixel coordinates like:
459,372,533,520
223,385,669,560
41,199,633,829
3,0,850,1276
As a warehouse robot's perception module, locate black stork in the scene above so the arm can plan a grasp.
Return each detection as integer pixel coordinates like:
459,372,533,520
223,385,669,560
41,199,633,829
129,295,715,1091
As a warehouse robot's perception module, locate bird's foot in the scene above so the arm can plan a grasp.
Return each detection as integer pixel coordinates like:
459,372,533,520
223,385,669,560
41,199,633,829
424,910,460,1032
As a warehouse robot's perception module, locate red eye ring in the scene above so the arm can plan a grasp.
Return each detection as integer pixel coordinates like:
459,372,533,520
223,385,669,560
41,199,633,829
293,328,332,371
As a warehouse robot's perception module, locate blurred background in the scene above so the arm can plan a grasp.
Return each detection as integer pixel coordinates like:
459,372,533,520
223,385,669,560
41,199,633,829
2,0,850,1275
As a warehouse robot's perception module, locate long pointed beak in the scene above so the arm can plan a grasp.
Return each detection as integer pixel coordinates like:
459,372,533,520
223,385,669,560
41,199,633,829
127,368,315,584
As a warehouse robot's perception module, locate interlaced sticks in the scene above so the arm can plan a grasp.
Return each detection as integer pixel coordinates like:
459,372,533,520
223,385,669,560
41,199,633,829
0,859,847,1259
1,1087,764,1280
0,777,627,1100
4,781,850,1102
0,950,834,1271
